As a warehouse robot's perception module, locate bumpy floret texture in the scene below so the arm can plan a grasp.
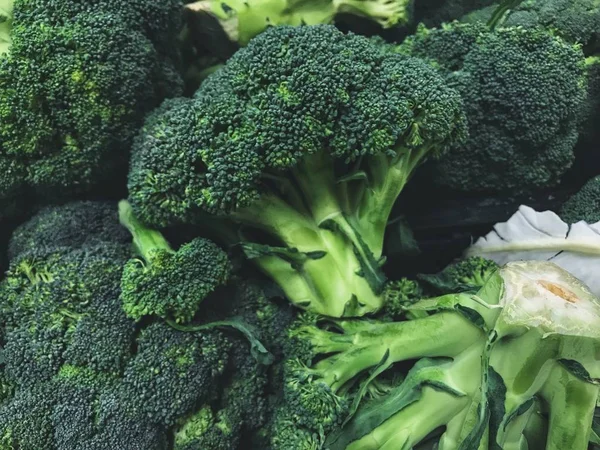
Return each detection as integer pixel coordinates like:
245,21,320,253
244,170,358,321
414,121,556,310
0,0,183,212
401,23,587,193
8,201,130,259
560,175,600,224
120,237,232,322
128,24,466,226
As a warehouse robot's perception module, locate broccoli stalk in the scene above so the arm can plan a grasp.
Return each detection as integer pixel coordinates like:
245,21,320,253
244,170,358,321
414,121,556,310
191,0,411,45
328,261,600,449
118,200,231,323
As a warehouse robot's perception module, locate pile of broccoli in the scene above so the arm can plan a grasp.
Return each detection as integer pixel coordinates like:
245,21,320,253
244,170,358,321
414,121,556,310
1,1,600,449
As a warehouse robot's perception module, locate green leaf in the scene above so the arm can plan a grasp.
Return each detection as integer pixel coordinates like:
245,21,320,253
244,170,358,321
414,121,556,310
558,359,600,385
167,317,274,366
240,242,326,271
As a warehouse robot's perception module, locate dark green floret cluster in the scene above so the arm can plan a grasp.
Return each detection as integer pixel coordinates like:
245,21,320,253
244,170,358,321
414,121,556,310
0,0,184,215
1,1,600,448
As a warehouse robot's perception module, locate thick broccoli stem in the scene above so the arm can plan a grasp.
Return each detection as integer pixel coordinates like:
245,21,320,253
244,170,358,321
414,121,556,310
356,144,433,258
232,193,382,317
119,200,174,261
348,342,484,450
333,0,410,27
293,151,387,294
541,362,598,450
304,312,484,390
0,0,13,56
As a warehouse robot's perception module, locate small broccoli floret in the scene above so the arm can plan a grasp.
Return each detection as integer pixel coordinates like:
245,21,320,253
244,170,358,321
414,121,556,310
0,0,12,56
117,322,230,426
174,406,237,450
0,384,56,449
118,200,232,323
327,261,600,449
398,22,587,194
189,0,412,46
560,175,600,224
418,256,499,294
413,0,497,26
380,278,424,320
502,0,600,47
0,0,183,214
128,24,467,317
8,201,130,259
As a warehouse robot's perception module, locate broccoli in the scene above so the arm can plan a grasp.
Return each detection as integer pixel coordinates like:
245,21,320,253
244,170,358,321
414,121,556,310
560,175,600,224
396,22,587,195
128,24,467,317
418,255,499,294
380,277,424,320
324,261,600,449
0,0,12,56
0,0,184,215
499,0,600,48
7,200,130,259
0,201,274,448
413,0,497,27
188,0,413,46
118,200,232,323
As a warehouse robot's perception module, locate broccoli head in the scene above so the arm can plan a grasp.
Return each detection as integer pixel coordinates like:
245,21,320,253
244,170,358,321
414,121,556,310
560,175,600,224
119,200,232,323
7,200,130,259
189,0,413,46
0,0,184,214
128,24,467,317
398,22,587,194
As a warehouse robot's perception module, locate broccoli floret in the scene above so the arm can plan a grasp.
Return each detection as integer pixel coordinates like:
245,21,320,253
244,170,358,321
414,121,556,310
189,0,412,46
413,0,496,27
418,256,499,294
398,22,587,194
117,322,231,426
326,261,600,449
0,0,184,214
8,201,130,259
174,406,237,450
502,0,600,47
128,24,467,318
560,175,600,224
0,384,56,449
118,200,232,323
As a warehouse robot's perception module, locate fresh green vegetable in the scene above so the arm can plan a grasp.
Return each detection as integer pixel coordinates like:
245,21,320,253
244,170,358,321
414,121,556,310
127,24,467,318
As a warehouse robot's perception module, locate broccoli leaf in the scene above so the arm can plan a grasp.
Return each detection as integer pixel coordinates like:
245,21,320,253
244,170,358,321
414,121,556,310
466,205,600,295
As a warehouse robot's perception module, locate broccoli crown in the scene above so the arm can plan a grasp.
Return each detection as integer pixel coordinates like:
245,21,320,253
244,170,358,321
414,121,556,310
129,24,465,225
120,237,232,323
8,201,130,259
128,25,466,317
503,0,600,47
0,0,183,212
0,201,271,449
400,22,587,194
560,175,600,224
